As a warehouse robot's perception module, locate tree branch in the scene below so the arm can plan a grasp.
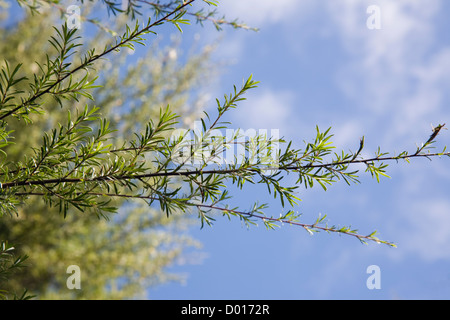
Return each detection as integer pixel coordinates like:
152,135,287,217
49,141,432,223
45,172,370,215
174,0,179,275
16,191,396,246
3,149,449,189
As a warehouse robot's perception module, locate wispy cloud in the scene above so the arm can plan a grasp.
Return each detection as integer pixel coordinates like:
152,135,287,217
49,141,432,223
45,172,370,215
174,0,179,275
214,0,450,149
232,89,296,132
395,196,450,261
328,0,450,260
210,0,450,262
326,0,449,146
218,0,315,27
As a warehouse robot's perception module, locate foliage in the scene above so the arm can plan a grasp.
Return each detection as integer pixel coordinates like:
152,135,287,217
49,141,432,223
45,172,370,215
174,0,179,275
0,0,449,299
0,0,216,299
0,241,34,300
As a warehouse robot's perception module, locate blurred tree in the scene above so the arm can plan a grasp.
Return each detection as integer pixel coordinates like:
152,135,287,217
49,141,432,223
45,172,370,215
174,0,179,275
0,0,216,299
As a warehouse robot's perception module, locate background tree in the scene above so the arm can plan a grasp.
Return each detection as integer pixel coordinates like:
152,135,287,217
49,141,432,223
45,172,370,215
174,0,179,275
0,0,219,299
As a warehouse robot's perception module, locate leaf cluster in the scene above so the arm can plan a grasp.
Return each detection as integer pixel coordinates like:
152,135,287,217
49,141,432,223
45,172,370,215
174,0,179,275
0,241,34,300
1,1,449,295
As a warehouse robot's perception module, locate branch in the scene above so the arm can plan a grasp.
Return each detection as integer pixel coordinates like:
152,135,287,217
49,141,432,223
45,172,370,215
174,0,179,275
198,203,396,247
16,191,396,247
287,150,450,171
135,0,259,31
3,150,448,189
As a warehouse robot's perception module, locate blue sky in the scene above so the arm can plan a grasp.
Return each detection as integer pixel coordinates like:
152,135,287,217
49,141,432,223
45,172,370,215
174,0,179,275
150,0,450,299
5,0,450,299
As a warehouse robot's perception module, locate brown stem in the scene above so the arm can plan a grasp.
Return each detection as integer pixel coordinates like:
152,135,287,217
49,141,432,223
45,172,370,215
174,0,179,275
16,191,395,246
3,150,449,189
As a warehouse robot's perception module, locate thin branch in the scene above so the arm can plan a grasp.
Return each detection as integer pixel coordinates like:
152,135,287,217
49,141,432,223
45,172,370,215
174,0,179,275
3,149,449,189
198,203,395,247
135,0,258,31
288,150,450,170
16,191,395,246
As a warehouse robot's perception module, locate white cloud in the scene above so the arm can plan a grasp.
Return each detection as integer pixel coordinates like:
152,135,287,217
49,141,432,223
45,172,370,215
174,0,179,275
290,0,450,262
205,0,317,61
217,0,315,27
330,120,365,150
207,3,450,264
374,164,450,262
303,248,358,298
396,198,450,261
232,89,297,135
326,0,450,146
213,0,450,150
